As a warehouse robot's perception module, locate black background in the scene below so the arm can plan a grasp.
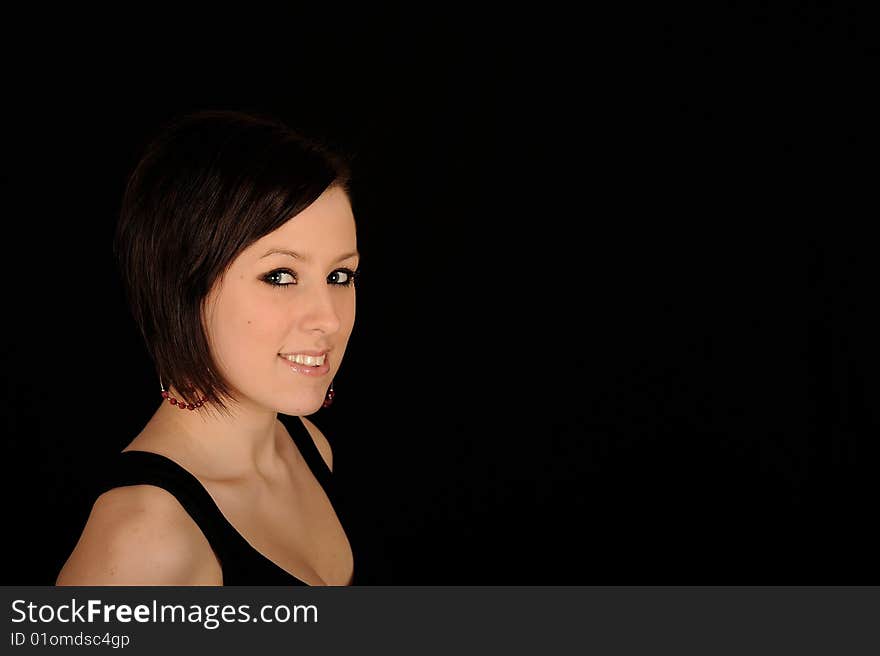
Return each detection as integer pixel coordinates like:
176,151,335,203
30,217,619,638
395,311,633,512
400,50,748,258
0,6,866,584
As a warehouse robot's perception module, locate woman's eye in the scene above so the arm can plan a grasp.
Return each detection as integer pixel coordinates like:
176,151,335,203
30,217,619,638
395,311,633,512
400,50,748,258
265,270,296,286
329,269,357,286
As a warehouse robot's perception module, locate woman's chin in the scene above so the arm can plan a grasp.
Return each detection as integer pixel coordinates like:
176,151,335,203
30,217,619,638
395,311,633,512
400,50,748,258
276,396,326,417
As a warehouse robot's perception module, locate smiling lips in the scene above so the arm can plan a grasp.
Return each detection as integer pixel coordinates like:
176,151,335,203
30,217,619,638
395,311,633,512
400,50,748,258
278,351,330,376
280,353,326,366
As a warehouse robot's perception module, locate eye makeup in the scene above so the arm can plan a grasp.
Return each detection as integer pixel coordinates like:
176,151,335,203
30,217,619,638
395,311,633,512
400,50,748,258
262,267,360,289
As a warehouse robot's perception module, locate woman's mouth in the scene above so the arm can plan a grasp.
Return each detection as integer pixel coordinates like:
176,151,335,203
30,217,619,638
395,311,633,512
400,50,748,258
278,352,330,376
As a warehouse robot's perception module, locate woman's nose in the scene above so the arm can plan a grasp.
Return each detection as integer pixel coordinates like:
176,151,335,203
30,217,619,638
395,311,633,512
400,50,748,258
300,283,342,335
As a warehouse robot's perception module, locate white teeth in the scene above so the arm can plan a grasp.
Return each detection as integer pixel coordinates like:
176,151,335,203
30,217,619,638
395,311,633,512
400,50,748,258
282,353,326,366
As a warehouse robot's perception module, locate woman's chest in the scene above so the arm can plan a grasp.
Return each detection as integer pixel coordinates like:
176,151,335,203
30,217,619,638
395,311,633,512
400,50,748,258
208,468,354,585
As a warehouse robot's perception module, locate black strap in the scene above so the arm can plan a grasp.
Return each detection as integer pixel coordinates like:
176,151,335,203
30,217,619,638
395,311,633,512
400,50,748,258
96,451,254,567
284,416,337,506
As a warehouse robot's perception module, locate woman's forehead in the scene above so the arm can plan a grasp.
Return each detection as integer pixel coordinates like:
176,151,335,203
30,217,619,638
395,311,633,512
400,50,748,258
246,188,357,261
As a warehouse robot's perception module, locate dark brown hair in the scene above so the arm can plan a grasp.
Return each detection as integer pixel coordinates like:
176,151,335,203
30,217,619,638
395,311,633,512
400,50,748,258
113,109,353,417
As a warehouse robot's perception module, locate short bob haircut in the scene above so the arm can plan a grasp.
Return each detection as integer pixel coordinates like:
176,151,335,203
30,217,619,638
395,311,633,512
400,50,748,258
113,109,353,417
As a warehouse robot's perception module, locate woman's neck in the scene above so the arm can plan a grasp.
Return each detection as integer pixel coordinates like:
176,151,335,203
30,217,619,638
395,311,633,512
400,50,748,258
136,392,290,481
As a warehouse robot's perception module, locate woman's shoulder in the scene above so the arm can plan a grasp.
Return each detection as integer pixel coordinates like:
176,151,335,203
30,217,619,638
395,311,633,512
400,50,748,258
55,484,222,586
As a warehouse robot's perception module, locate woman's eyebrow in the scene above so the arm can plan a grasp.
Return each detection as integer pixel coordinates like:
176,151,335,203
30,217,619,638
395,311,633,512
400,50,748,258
260,248,359,264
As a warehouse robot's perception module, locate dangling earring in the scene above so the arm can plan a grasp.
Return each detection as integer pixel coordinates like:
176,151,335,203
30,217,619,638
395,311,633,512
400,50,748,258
160,378,208,411
323,380,335,408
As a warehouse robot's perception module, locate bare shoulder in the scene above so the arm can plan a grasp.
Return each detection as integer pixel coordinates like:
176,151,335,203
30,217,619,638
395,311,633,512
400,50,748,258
55,485,222,586
299,416,333,472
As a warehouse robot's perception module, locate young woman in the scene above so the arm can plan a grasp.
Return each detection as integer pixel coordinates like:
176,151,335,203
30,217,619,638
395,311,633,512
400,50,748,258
56,110,358,585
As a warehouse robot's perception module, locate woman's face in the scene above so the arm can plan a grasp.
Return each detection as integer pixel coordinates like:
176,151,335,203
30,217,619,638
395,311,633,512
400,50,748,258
203,184,358,416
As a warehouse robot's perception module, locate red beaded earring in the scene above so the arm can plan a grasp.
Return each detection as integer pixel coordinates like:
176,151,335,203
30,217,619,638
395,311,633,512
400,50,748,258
160,379,207,411
322,381,335,408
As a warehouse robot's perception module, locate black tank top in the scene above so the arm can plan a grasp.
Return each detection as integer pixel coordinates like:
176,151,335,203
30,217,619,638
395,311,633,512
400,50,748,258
94,416,355,586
